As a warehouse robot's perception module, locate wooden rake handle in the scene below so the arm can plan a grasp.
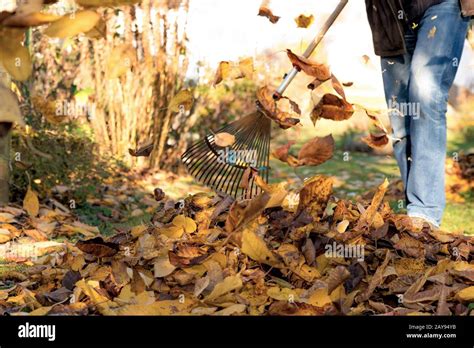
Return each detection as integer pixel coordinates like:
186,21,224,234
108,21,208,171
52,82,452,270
273,0,349,100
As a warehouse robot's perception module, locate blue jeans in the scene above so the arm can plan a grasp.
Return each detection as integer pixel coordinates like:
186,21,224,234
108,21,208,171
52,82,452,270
381,0,469,227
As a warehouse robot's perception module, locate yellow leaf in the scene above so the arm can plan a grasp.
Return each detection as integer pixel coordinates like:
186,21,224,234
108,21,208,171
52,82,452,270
75,279,116,314
70,254,85,272
267,287,301,302
205,275,243,301
306,287,332,307
114,299,195,315
215,303,247,315
241,225,281,267
168,89,194,113
2,11,60,27
238,57,254,79
154,254,176,278
44,10,101,39
29,306,53,316
23,187,39,217
457,286,474,301
85,17,106,39
159,225,184,239
172,215,197,233
428,26,437,38
213,57,254,86
0,28,32,82
330,284,346,302
131,224,147,238
336,220,349,233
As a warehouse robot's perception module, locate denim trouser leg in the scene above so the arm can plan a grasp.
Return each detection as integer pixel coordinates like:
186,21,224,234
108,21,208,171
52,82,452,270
381,0,469,227
381,34,416,190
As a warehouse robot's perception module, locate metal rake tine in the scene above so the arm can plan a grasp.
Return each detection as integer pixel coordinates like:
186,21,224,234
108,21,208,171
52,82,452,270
199,125,250,184
219,119,261,196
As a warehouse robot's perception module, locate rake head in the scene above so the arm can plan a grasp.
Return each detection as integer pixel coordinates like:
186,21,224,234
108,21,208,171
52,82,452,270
181,111,271,199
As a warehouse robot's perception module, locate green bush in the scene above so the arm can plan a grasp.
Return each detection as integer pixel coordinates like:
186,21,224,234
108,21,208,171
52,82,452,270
10,122,112,204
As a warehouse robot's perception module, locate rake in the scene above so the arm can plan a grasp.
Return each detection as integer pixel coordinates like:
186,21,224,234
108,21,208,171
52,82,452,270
181,0,348,199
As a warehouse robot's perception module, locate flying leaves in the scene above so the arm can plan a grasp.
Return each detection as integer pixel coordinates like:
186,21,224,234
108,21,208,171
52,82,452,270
287,49,331,81
295,14,314,28
128,141,154,157
44,10,101,38
361,110,391,149
168,89,194,112
213,58,254,86
310,76,354,124
272,135,335,168
256,86,300,129
258,0,280,24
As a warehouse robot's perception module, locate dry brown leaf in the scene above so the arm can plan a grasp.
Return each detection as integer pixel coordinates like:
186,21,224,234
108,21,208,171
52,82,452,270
297,175,333,217
355,179,389,231
295,14,314,28
256,87,300,129
129,141,153,157
310,77,354,124
287,49,331,80
205,275,243,302
214,132,236,147
168,89,194,113
214,58,254,86
258,1,280,24
76,237,119,258
297,135,335,167
23,187,40,217
362,133,390,149
273,135,334,168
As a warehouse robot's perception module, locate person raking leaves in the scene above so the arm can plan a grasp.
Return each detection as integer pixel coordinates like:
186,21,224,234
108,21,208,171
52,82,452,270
365,0,472,231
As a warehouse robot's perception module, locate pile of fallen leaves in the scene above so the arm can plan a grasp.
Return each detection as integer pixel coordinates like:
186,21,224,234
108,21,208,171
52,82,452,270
446,153,474,203
0,175,473,316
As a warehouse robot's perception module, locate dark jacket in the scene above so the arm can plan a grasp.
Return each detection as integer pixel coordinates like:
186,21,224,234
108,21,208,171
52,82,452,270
365,0,473,57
